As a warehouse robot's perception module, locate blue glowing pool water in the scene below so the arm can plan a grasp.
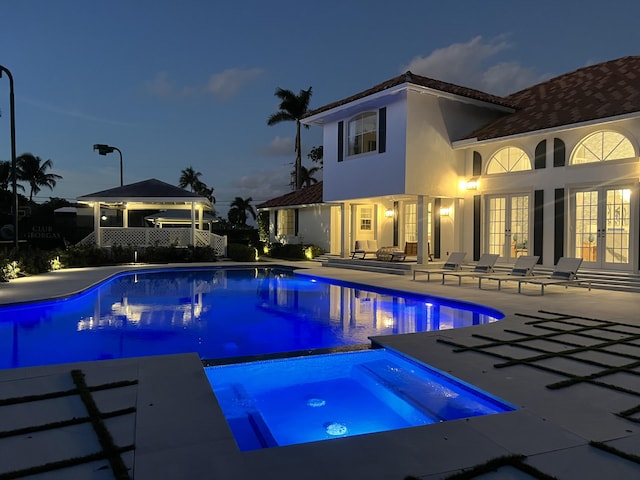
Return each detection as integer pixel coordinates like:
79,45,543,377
205,348,517,450
0,267,503,369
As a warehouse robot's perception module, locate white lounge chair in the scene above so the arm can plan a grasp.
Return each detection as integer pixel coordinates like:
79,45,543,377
351,240,379,259
412,252,467,282
517,257,590,295
442,253,500,285
478,255,540,290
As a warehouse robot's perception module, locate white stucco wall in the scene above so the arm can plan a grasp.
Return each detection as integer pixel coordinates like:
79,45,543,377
322,95,408,202
296,205,332,251
457,117,640,267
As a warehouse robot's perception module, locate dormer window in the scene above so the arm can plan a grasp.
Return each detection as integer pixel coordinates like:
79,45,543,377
348,112,377,156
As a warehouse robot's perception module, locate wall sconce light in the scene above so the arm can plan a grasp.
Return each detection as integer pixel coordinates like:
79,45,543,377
439,207,451,217
465,178,479,190
384,209,394,218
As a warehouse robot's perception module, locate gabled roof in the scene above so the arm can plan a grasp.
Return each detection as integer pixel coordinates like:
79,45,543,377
465,56,640,141
303,71,516,121
77,178,211,206
256,182,323,209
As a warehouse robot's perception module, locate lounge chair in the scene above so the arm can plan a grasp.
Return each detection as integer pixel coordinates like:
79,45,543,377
387,242,418,262
351,240,379,259
517,257,590,295
478,255,540,290
412,252,467,282
441,253,500,285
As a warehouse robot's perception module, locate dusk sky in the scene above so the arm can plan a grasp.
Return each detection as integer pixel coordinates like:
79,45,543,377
1,0,638,216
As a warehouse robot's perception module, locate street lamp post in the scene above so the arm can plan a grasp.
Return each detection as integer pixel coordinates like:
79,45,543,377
0,65,18,249
93,144,123,186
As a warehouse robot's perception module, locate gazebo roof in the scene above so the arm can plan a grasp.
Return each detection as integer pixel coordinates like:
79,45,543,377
77,178,212,207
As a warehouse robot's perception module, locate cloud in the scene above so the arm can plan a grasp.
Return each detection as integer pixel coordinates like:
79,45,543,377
226,167,292,204
402,36,550,96
258,136,295,156
207,67,264,100
147,71,173,97
147,67,263,100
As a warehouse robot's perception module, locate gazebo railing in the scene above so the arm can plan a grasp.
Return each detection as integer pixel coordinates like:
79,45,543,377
77,227,227,256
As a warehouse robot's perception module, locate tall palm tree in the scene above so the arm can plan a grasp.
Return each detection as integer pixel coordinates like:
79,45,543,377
299,165,320,188
267,86,313,191
178,166,203,191
16,153,62,202
228,197,256,227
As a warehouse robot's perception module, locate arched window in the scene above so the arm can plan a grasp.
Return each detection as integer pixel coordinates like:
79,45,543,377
570,130,636,165
348,112,377,156
486,147,531,174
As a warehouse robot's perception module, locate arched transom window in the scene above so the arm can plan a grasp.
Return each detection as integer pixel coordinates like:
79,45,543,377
486,147,531,174
348,112,377,156
570,130,635,165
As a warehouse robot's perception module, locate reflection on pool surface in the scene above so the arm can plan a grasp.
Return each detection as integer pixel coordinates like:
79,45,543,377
205,349,517,450
0,267,503,369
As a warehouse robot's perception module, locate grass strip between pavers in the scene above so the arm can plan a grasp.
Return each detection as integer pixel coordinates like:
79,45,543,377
0,406,137,439
404,454,558,480
590,441,640,464
0,446,134,480
71,369,132,480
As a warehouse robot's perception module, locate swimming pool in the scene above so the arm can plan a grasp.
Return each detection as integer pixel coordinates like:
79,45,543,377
206,348,517,450
0,266,503,369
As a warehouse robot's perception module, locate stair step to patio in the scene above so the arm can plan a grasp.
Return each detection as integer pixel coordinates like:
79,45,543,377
322,258,640,291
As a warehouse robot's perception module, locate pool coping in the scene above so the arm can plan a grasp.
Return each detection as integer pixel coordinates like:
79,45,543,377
1,261,639,479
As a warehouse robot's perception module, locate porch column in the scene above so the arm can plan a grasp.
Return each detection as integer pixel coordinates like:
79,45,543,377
341,203,350,258
190,202,196,245
93,202,102,247
417,195,429,264
123,204,129,228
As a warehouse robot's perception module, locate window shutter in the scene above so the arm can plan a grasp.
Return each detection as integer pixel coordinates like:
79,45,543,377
472,151,482,176
294,209,299,236
473,195,481,260
534,140,546,169
553,138,566,167
534,190,544,263
378,108,386,153
554,188,565,263
337,121,344,162
274,210,278,236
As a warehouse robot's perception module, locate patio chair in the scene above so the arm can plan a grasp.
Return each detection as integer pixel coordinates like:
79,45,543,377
412,252,467,282
478,255,540,290
442,253,500,285
517,257,590,295
351,240,379,259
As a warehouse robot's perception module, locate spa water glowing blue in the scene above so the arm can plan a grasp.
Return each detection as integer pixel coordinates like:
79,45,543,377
0,267,503,369
205,349,517,450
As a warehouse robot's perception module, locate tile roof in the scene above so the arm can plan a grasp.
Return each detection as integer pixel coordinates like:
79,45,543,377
304,72,515,119
256,181,323,208
466,56,640,141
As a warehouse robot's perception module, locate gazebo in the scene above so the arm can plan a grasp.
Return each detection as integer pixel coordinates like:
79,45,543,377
76,178,226,254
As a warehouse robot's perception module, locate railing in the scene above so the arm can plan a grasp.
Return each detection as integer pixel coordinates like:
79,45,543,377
77,227,227,256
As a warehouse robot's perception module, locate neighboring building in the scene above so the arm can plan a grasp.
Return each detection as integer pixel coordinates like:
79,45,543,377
256,182,339,253
283,56,640,272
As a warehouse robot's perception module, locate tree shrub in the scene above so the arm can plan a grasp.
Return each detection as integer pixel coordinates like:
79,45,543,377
226,243,257,262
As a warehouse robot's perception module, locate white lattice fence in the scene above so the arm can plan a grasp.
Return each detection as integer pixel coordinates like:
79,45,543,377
77,228,227,255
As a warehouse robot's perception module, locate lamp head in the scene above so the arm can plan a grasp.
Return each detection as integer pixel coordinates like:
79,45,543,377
93,144,115,155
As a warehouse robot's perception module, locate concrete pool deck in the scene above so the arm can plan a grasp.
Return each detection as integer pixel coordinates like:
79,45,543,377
0,261,639,479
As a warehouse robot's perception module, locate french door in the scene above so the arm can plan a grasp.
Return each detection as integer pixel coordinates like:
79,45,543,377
487,194,530,261
572,186,633,270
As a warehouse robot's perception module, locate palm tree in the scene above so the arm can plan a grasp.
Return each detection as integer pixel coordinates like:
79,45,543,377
228,197,256,227
267,86,313,191
179,166,203,191
299,165,320,188
0,161,23,192
16,153,62,202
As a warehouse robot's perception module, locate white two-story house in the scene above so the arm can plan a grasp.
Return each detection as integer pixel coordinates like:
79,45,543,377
261,56,640,272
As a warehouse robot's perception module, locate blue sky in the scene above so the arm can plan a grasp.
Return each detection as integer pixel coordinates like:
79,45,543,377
1,0,638,216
